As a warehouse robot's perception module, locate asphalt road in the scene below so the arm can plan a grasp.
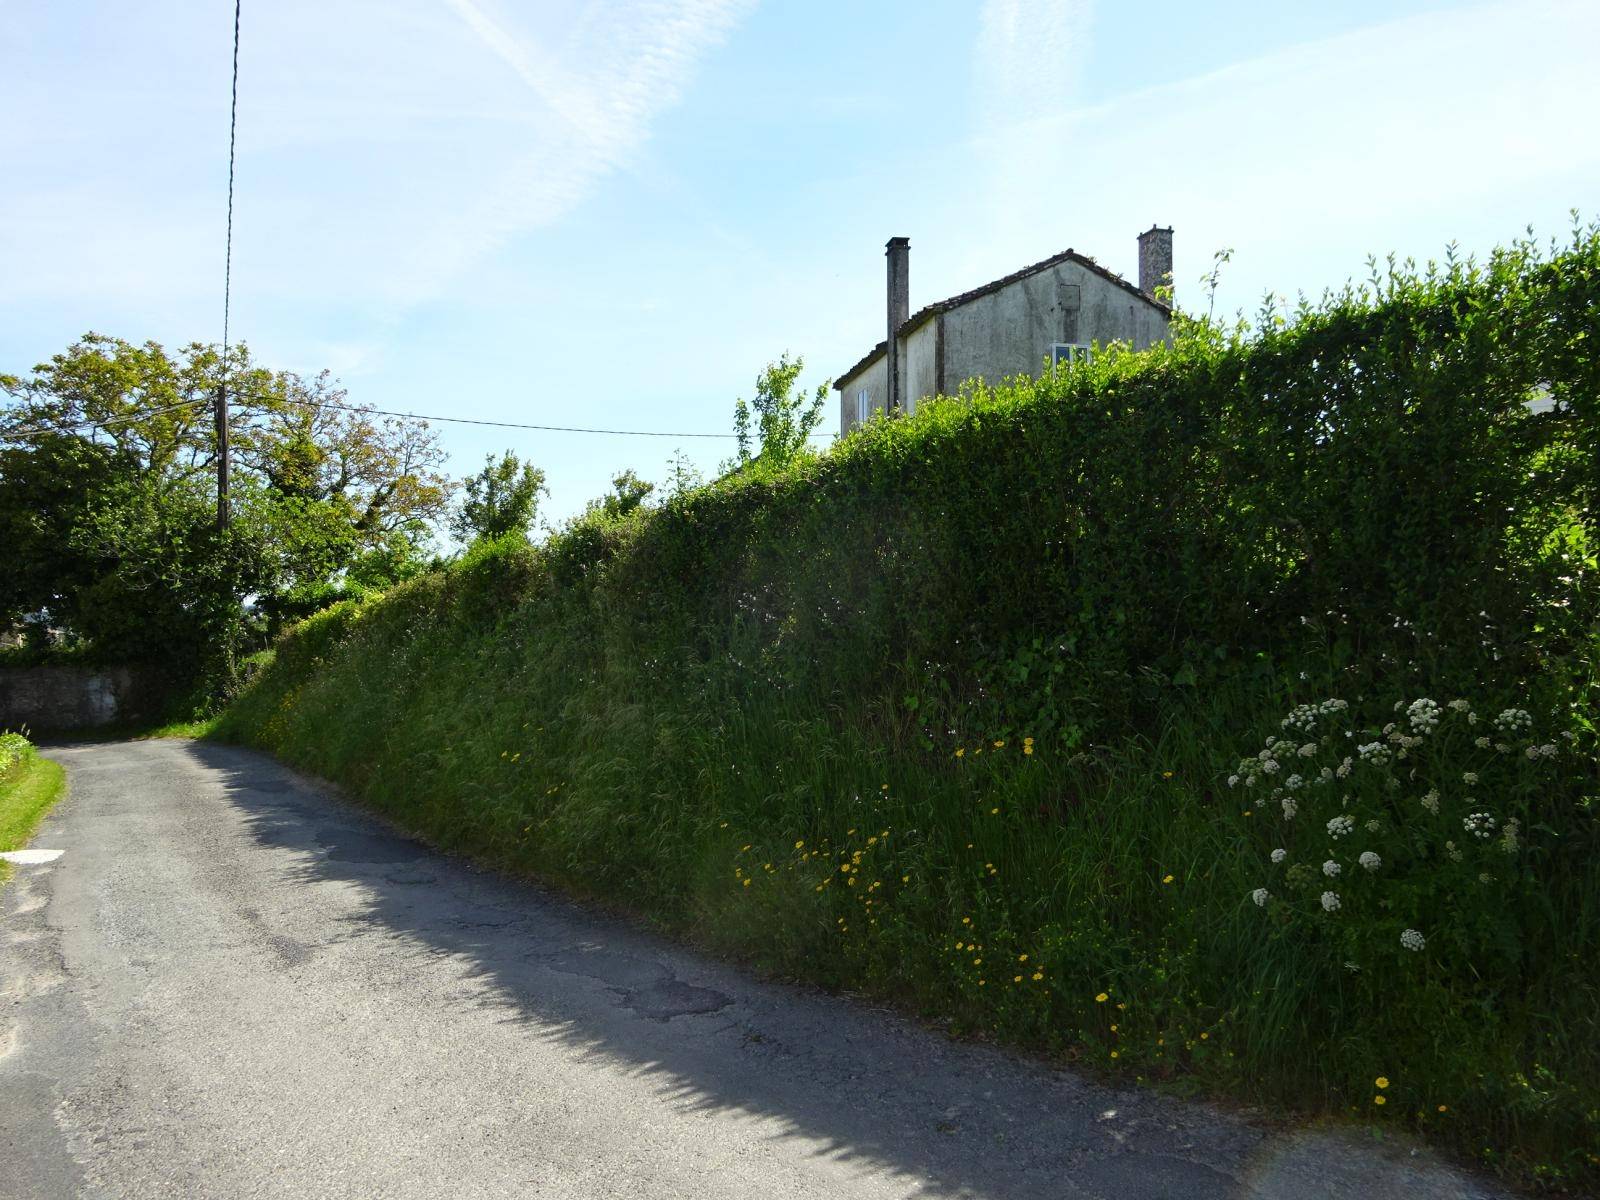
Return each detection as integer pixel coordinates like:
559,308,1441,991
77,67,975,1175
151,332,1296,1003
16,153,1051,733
1,739,1505,1199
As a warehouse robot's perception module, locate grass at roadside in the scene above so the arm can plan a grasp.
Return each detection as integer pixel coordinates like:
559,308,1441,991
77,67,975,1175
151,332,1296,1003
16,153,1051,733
0,734,68,885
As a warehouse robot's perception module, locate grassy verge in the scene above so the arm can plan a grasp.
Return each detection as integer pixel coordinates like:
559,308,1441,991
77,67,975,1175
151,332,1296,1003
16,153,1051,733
0,735,68,885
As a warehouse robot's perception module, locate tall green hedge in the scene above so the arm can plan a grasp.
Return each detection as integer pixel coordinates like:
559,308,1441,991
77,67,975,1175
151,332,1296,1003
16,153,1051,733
219,225,1600,1189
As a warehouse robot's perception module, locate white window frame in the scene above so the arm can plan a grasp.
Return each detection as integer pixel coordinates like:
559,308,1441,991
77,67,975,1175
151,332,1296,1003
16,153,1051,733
856,388,872,425
1050,343,1091,374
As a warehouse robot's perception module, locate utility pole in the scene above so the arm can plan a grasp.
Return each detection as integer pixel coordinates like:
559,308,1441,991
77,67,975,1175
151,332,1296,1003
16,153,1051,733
215,382,230,528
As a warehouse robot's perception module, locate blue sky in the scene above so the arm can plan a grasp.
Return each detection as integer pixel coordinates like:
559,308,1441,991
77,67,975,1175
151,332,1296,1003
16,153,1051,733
4,0,1597,528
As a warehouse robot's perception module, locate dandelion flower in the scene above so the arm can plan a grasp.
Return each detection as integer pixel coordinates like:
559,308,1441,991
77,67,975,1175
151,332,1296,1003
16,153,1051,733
1096,992,1109,1003
1375,1076,1389,1088
1374,1095,1386,1106
1032,972,1044,981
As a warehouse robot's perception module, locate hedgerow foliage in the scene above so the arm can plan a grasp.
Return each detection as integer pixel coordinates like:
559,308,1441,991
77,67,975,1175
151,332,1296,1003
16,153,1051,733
218,224,1600,1189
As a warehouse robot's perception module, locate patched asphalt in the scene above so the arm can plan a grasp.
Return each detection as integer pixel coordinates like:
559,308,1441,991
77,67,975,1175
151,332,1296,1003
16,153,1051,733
0,739,1507,1198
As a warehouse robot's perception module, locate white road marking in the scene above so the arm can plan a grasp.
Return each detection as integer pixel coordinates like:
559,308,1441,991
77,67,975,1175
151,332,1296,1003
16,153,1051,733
0,849,64,865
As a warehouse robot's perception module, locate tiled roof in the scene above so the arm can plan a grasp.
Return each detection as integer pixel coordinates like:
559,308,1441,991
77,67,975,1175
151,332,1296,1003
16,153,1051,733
833,248,1170,388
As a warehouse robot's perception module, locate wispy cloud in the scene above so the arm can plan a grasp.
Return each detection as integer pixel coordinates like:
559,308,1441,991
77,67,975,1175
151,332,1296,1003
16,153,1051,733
399,0,755,304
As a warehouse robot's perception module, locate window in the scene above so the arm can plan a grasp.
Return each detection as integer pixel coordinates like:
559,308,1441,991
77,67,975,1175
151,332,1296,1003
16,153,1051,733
856,389,872,425
1050,343,1091,373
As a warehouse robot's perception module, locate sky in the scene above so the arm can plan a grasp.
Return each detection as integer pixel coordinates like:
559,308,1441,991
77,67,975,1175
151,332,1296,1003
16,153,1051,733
4,0,1598,528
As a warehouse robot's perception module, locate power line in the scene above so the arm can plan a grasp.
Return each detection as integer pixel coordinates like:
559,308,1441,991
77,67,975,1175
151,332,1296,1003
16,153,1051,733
216,0,243,529
260,393,827,440
1,397,215,442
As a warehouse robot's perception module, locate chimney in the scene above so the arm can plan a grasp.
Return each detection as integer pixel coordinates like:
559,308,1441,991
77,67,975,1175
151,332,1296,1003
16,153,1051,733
885,236,910,412
1137,225,1173,299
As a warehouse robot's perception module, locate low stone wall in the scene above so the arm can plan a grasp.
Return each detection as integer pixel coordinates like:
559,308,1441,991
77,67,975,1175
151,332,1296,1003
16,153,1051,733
0,666,146,732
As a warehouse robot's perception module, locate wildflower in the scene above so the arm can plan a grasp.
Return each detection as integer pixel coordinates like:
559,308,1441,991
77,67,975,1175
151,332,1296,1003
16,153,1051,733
1281,797,1298,820
1406,698,1441,734
961,916,971,925
794,840,804,849
1438,1105,1448,1113
1356,741,1392,766
1299,743,1318,758
1227,774,1239,788
1018,954,1028,962
1321,891,1341,912
1032,971,1043,981
1420,789,1440,814
1494,708,1533,735
1474,736,1491,749
994,740,1005,749
1373,1095,1387,1106
1322,859,1341,877
1448,699,1469,713
990,807,999,815
1270,848,1287,863
1500,819,1520,854
955,748,965,758
742,879,751,887
1445,840,1463,863
1285,773,1304,790
1014,975,1023,983
1024,745,1034,756
1096,992,1109,1003
1400,929,1426,951
1110,1051,1119,1059
1251,887,1270,907
1336,757,1353,778
1461,772,1478,786
1023,737,1034,747
1358,851,1381,872
1463,811,1496,840
1162,874,1174,884
1343,961,1360,973
1327,815,1354,838
1526,742,1558,761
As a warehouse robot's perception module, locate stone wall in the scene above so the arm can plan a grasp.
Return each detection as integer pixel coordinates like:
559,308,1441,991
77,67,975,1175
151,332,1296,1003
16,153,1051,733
0,666,145,732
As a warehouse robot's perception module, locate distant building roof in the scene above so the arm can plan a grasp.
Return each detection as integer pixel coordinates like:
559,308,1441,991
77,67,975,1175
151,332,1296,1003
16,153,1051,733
834,247,1170,388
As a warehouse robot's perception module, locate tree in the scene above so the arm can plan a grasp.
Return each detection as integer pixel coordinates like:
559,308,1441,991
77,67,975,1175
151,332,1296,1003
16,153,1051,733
663,449,704,498
0,333,454,700
451,451,546,544
584,469,655,520
728,353,828,471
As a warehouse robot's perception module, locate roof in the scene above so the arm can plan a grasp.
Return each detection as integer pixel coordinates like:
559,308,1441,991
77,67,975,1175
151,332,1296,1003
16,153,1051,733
833,247,1171,388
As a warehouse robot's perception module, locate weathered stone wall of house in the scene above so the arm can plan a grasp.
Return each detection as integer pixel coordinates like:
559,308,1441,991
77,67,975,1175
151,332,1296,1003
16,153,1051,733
0,666,147,732
838,353,888,437
941,260,1169,393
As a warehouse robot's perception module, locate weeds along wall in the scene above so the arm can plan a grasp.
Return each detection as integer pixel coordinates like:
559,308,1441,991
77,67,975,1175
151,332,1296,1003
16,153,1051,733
218,229,1600,1187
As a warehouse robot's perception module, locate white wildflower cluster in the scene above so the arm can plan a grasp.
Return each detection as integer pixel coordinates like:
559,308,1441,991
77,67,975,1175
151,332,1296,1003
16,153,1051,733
1400,929,1426,952
1420,789,1441,815
1284,773,1304,790
1463,811,1497,840
1406,697,1442,734
1447,699,1470,713
1358,851,1382,872
1321,891,1341,912
1326,815,1355,838
1251,887,1270,907
1474,736,1491,749
1281,796,1298,820
1445,839,1464,863
1462,771,1478,786
1335,756,1354,778
1494,708,1533,735
1525,743,1558,761
1322,859,1341,877
1270,848,1287,863
1500,818,1520,854
1356,741,1392,766
1298,742,1318,758
1281,699,1348,733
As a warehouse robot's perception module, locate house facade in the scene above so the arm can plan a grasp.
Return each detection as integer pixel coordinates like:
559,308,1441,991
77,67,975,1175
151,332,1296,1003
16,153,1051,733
835,228,1174,436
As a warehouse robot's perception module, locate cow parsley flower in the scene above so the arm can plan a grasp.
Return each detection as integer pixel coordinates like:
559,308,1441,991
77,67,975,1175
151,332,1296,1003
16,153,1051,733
1447,699,1470,713
1462,771,1478,786
1281,797,1298,820
1464,811,1496,839
1400,929,1426,951
1321,891,1341,912
1420,789,1440,814
1494,708,1533,735
1407,697,1441,734
1359,851,1382,871
1251,887,1270,907
1525,743,1558,761
1327,815,1354,838
1322,859,1341,877
1500,818,1520,854
1270,848,1287,863
1285,773,1304,790
1227,774,1239,788
1357,741,1392,766
1445,839,1464,863
1474,736,1491,749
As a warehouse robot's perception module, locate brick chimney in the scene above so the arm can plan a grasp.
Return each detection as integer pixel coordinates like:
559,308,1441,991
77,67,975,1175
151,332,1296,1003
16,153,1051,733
1137,225,1173,299
885,236,909,412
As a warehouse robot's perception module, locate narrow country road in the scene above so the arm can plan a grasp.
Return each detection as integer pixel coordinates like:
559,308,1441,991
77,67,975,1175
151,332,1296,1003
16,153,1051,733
2,740,1503,1199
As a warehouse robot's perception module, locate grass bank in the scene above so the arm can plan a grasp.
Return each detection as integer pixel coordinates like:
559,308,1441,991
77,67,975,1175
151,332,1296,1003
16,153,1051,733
0,733,67,884
216,229,1599,1192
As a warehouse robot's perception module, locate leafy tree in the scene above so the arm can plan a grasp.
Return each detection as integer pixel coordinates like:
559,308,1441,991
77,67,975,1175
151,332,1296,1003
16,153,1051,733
663,449,704,497
451,451,546,544
728,353,828,470
0,332,453,701
585,468,655,520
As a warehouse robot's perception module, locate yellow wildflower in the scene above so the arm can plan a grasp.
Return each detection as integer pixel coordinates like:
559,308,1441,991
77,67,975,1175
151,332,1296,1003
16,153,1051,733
1096,992,1109,1003
955,748,965,758
1375,1076,1389,1089
1373,1096,1386,1106
1162,874,1175,884
994,740,1005,749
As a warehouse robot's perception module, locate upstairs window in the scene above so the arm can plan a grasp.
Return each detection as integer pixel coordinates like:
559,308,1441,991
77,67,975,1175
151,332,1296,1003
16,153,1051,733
1051,343,1091,373
856,389,872,425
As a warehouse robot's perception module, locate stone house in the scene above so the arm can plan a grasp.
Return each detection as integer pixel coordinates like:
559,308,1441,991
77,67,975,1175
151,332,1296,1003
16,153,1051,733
835,228,1173,436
